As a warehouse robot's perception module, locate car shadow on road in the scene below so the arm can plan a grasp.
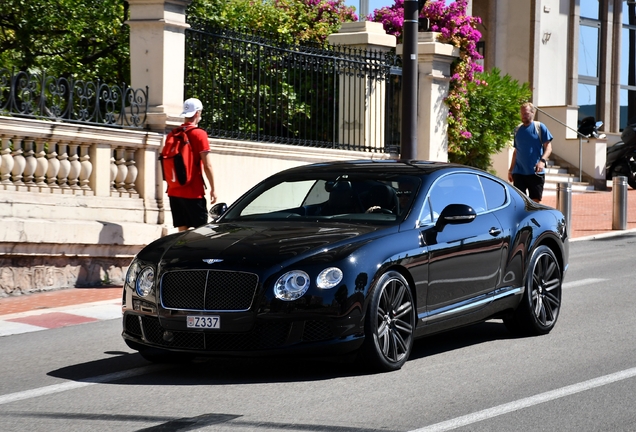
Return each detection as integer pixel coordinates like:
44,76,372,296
48,320,517,384
408,319,515,361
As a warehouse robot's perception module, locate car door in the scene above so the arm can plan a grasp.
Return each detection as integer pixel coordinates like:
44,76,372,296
421,173,505,322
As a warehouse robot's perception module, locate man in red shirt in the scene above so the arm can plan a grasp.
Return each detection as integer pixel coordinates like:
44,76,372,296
167,98,217,231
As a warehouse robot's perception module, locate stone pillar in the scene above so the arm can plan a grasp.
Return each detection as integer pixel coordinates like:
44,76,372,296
397,32,459,161
328,22,396,151
136,135,166,224
90,143,113,197
126,0,192,132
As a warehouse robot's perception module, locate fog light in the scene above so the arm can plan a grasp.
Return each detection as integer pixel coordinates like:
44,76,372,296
163,331,174,342
132,299,157,314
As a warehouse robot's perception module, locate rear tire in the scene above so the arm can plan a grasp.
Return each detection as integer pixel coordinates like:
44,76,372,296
504,245,562,336
359,271,415,372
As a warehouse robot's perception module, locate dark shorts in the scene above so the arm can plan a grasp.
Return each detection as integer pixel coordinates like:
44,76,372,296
169,196,208,228
512,173,545,201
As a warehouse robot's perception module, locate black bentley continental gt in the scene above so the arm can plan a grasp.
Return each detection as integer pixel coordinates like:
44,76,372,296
122,160,569,371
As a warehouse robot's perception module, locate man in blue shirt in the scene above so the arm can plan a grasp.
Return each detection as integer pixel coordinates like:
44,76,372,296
507,102,553,203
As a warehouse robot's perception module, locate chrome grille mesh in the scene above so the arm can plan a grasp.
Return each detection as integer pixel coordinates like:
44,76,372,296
161,270,258,311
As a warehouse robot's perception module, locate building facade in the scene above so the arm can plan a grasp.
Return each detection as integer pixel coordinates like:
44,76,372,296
473,0,633,139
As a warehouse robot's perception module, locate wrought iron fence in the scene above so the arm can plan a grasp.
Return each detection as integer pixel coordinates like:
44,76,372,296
0,68,148,128
185,18,402,153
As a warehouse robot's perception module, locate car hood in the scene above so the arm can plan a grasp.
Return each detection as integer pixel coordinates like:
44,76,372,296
146,222,389,270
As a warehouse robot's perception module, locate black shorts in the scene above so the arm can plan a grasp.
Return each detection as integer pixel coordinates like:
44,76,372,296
512,173,545,201
169,196,208,228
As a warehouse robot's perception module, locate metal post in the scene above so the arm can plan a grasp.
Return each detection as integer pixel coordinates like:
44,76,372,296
578,136,582,183
556,183,572,236
612,176,628,230
400,0,419,160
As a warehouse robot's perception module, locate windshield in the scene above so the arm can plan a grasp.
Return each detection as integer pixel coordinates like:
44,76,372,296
222,173,421,224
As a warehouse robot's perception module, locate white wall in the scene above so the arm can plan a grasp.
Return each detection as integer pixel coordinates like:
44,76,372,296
536,0,569,106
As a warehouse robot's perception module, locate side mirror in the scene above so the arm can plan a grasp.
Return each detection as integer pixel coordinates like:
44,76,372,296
209,203,228,220
435,204,477,231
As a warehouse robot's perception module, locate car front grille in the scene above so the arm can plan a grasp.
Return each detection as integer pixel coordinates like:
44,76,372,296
160,270,259,311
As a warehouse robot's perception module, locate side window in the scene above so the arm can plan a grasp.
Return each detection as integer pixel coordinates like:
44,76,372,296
428,173,487,219
302,180,329,205
419,196,433,225
479,176,507,210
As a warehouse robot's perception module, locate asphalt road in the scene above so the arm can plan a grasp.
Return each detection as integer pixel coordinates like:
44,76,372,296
1,234,636,432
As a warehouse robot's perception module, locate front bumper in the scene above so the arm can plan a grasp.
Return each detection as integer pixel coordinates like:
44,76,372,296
122,312,365,357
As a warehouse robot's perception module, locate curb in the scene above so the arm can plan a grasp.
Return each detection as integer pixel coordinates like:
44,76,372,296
569,227,636,242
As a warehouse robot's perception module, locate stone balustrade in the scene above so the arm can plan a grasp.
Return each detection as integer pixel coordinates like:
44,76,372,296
0,116,165,294
0,117,161,199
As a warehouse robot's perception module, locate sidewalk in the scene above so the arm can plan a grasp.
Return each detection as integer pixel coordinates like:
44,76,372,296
1,187,635,334
541,187,636,239
0,287,122,336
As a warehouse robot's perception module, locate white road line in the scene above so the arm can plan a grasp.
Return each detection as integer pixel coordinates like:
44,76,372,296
410,366,636,432
0,365,170,406
562,278,606,289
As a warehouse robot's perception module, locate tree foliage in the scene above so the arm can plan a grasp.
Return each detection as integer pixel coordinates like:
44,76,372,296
0,0,355,83
187,0,357,46
0,0,130,83
371,0,531,169
370,0,483,156
185,0,357,142
454,68,532,170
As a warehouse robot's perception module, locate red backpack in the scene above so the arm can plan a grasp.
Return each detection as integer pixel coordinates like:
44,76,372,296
159,126,198,188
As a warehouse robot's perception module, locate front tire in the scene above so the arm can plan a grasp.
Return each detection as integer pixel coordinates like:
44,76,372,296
504,245,562,336
359,271,415,372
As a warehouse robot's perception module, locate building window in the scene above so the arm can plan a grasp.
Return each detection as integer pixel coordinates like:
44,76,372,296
578,11,601,123
578,83,597,120
580,1,600,20
578,23,600,78
621,1,636,131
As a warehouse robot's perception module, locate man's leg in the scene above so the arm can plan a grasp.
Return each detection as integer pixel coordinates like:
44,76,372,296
527,174,545,203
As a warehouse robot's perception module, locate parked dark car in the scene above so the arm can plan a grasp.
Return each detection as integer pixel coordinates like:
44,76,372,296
122,160,569,372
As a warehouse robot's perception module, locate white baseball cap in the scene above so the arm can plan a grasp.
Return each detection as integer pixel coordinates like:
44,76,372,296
180,98,203,117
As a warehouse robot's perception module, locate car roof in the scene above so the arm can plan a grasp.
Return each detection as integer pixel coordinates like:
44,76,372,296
275,159,472,177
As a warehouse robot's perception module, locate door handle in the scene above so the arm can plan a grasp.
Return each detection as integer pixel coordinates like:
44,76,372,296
489,227,501,237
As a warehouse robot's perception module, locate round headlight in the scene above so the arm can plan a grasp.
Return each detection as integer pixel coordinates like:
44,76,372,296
274,270,310,301
136,266,155,297
316,267,343,289
125,261,140,288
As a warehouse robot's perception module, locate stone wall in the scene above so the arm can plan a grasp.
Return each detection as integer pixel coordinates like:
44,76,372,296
0,256,130,295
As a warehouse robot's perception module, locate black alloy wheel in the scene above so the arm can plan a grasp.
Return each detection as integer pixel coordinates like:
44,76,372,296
504,245,562,336
360,271,415,372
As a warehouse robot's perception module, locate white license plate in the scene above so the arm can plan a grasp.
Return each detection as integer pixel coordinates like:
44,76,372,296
187,315,220,329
